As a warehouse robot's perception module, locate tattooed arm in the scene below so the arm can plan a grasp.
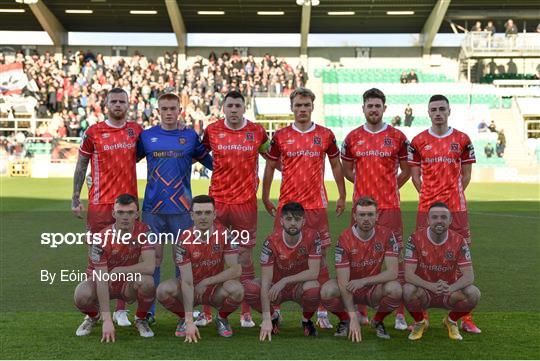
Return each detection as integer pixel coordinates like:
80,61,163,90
72,154,90,218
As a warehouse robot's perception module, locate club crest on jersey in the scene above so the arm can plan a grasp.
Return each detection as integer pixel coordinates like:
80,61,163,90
421,250,428,257
313,136,322,146
178,137,186,145
102,133,110,139
127,128,135,138
450,143,460,152
374,242,383,252
445,250,455,260
212,244,221,253
357,140,365,145
350,248,358,255
424,145,432,151
245,132,254,141
383,137,392,147
192,250,202,259
218,133,226,138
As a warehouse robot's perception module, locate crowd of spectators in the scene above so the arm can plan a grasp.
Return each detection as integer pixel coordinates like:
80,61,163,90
0,49,307,145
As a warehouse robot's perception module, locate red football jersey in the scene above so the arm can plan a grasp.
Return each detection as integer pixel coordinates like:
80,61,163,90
79,121,142,205
267,123,340,209
341,124,408,209
404,227,472,284
173,223,239,285
202,118,269,204
87,220,152,273
408,128,475,212
335,225,400,280
260,227,322,283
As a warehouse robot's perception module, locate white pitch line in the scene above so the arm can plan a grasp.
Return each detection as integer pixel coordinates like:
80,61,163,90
469,211,540,220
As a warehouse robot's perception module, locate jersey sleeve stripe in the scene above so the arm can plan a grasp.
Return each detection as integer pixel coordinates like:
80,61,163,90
461,158,476,164
266,153,279,161
79,148,92,156
335,262,350,268
328,150,340,159
309,254,322,259
405,258,418,264
340,154,354,161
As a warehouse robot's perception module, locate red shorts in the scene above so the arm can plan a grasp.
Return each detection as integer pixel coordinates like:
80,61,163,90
85,272,130,300
215,198,257,248
87,204,115,233
416,210,471,243
272,282,305,305
420,288,452,310
352,284,379,308
274,208,331,247
378,209,404,245
178,282,220,308
318,267,330,285
108,280,130,300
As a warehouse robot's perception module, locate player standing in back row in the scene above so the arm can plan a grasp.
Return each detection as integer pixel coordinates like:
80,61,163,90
262,87,346,328
408,94,481,334
341,88,410,330
202,90,270,328
71,87,142,327
138,92,213,324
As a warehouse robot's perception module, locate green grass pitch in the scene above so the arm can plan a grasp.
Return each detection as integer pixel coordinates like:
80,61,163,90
1,178,539,359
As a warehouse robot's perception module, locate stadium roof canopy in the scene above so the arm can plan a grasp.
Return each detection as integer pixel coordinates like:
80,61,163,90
2,0,539,33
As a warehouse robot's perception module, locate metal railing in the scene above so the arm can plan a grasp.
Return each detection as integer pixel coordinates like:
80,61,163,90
462,32,540,56
0,117,52,133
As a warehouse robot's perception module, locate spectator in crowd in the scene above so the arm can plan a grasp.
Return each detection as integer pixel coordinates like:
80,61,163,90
496,140,505,158
484,21,496,35
471,21,482,32
400,71,408,84
478,119,489,132
404,104,414,127
484,143,494,158
505,19,518,36
497,129,506,157
505,19,518,48
407,70,418,83
488,120,498,133
391,115,402,127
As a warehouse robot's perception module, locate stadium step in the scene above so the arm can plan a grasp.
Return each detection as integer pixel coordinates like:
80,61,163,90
490,108,538,168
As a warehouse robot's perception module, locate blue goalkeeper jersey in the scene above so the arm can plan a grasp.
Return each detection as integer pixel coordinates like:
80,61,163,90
138,125,212,214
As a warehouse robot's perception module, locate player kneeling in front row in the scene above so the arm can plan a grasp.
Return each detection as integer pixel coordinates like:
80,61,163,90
244,202,322,340
74,194,156,341
157,195,243,342
404,202,480,341
321,196,402,342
